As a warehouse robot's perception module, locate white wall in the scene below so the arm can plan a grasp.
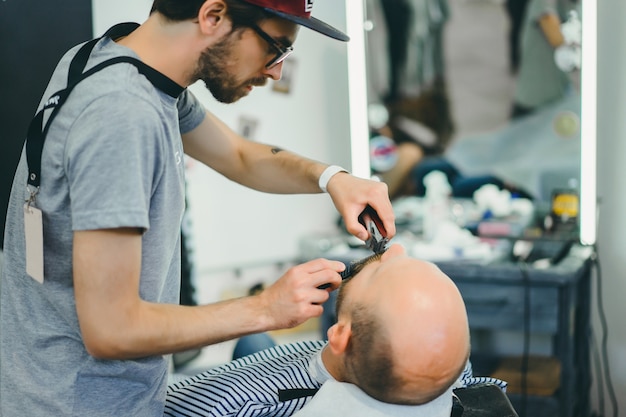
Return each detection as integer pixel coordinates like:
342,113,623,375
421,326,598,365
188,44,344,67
92,0,153,35
91,1,351,275
593,0,626,413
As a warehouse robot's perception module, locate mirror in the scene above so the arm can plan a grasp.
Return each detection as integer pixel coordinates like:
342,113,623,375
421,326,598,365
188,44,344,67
345,0,596,245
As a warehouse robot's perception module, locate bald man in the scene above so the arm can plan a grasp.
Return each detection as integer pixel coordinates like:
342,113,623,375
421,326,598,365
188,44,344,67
322,244,471,405
165,245,504,417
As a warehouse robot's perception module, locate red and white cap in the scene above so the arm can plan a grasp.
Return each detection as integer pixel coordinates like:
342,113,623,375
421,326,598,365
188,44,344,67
242,0,349,41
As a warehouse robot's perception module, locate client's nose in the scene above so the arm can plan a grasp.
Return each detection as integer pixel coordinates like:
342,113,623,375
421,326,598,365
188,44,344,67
381,243,406,260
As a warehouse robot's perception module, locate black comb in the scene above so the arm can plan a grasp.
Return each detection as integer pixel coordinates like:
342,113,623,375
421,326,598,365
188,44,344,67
318,252,384,289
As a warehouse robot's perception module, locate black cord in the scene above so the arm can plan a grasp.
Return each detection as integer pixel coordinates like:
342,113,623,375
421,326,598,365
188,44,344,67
590,326,605,417
592,250,619,417
518,261,531,417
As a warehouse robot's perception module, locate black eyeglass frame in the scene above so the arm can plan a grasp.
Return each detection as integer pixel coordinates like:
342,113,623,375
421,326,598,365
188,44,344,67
250,24,294,69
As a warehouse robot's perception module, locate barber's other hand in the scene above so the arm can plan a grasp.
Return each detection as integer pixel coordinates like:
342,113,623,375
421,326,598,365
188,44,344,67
256,258,345,330
326,173,396,241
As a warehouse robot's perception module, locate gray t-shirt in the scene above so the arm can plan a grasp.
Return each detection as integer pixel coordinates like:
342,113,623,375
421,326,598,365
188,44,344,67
514,0,580,109
1,34,205,416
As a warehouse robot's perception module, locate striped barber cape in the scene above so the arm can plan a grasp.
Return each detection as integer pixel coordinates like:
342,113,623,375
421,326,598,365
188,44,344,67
164,340,506,417
165,341,326,417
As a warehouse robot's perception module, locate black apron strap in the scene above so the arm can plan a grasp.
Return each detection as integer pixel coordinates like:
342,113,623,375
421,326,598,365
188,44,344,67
25,23,184,189
67,38,101,85
278,388,320,402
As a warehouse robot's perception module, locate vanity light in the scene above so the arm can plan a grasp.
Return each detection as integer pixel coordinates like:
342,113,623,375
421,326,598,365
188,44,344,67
579,0,597,245
345,0,371,179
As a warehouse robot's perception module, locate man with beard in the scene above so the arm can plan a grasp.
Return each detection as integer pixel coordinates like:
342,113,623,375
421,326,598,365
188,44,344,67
0,1,396,416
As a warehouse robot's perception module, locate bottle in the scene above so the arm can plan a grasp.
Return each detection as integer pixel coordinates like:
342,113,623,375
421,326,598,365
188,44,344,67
422,171,452,242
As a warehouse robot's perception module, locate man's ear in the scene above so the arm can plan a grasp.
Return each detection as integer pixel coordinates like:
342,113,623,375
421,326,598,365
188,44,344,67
198,0,229,35
327,321,351,355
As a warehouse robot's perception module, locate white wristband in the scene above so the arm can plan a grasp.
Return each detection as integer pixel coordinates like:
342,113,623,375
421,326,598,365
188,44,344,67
318,165,348,193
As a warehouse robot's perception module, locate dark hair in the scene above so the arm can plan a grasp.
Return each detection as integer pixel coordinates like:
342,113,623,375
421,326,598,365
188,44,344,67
150,0,273,31
336,283,395,402
343,303,399,403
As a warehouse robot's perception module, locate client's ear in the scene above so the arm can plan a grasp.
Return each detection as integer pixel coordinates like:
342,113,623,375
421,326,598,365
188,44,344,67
327,321,351,355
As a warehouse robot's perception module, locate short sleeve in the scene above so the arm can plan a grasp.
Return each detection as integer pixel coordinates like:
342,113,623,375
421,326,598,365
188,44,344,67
65,92,163,231
527,0,558,21
177,89,206,134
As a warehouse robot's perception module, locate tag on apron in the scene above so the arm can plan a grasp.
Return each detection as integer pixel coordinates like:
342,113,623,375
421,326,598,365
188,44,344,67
24,203,44,283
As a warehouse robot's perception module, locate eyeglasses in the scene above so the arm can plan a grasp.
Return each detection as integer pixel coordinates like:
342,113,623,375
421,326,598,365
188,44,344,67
250,24,294,69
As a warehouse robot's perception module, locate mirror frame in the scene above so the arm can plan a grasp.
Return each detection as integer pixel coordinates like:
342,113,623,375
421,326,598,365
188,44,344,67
345,0,597,245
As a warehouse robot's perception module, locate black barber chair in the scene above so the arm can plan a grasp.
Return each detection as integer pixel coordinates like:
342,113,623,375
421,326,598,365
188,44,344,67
452,384,519,417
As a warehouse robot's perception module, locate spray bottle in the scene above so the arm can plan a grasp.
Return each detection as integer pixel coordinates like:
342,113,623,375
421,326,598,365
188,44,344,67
422,170,452,242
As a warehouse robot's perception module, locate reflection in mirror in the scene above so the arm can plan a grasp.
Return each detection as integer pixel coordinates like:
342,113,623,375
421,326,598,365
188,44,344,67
346,0,596,244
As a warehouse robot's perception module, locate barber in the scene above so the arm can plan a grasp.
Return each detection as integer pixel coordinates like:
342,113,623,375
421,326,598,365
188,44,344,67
0,1,395,416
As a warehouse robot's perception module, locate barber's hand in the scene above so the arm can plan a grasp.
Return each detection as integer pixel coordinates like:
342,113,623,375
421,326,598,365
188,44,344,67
256,258,345,330
326,173,396,242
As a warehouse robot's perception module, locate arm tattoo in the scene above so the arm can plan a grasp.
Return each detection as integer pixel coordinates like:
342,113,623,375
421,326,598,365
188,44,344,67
271,147,284,155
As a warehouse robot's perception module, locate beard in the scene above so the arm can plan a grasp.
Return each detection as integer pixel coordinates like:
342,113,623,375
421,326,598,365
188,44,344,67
192,33,267,104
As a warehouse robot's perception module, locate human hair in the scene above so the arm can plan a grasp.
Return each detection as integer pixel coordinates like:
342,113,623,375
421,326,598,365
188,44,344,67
150,0,273,31
343,303,400,403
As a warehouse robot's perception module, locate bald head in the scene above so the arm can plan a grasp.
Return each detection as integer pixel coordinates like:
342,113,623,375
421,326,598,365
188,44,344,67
329,245,470,405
